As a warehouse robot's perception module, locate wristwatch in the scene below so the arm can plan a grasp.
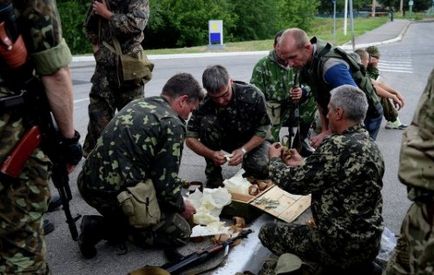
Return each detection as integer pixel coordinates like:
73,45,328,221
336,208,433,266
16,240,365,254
241,147,247,154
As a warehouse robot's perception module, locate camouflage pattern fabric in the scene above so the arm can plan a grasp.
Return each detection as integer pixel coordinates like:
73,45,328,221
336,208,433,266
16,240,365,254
78,96,187,228
367,66,380,80
250,50,317,142
0,151,51,275
384,201,434,275
0,0,70,273
186,81,271,180
368,64,399,122
82,0,150,156
384,69,434,275
266,125,384,269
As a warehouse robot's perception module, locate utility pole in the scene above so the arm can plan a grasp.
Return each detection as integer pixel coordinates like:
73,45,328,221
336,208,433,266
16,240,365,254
333,0,337,43
349,0,355,51
400,0,404,15
344,0,348,35
372,0,377,17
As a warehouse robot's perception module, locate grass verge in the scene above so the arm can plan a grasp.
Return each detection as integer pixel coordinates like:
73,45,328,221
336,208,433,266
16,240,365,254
145,17,389,55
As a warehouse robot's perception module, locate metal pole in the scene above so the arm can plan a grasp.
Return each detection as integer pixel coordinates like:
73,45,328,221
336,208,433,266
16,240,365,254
344,0,348,35
349,0,355,51
333,0,336,43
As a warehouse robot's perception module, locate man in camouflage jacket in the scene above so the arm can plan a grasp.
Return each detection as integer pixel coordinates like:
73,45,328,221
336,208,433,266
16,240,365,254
0,0,80,273
82,0,150,156
250,31,316,147
260,85,384,274
385,69,434,275
186,65,272,187
77,73,204,258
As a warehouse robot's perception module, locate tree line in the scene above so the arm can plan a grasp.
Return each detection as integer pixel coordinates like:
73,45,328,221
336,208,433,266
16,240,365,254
57,0,431,54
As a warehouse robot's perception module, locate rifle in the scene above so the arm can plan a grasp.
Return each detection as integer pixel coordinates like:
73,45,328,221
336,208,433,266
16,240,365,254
289,71,301,150
0,72,81,241
160,229,253,274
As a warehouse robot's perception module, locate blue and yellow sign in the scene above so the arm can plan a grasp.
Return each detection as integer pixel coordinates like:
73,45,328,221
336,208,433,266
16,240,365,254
209,20,223,45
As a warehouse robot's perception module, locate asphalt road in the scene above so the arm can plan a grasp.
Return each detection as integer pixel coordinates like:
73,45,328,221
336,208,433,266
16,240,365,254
45,21,434,274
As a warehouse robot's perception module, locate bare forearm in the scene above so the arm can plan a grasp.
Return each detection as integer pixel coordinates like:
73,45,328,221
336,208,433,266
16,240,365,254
41,67,75,138
185,137,214,159
242,135,265,153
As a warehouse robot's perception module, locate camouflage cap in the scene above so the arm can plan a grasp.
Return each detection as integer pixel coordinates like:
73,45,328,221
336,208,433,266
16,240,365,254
366,46,380,58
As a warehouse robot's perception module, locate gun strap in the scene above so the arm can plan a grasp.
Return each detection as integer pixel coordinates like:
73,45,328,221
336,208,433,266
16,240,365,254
182,248,229,275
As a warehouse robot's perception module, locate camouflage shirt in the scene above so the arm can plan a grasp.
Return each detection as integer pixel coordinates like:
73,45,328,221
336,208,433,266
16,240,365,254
250,50,294,103
186,81,271,141
399,69,434,201
79,96,186,212
84,0,149,56
269,125,384,255
1,0,71,162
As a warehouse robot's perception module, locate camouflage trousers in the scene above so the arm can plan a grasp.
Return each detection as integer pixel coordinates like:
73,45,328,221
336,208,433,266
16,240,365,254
259,222,379,272
83,61,144,156
78,178,191,248
198,114,270,181
0,149,51,274
384,201,434,275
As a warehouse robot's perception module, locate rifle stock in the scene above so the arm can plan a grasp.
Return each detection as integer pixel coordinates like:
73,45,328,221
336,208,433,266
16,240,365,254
161,229,253,274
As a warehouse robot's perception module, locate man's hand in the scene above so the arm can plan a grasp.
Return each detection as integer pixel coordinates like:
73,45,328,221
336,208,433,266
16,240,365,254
181,199,196,220
290,87,302,103
390,95,403,110
211,150,227,166
228,148,245,166
269,142,283,159
310,130,330,149
93,0,113,19
284,149,304,167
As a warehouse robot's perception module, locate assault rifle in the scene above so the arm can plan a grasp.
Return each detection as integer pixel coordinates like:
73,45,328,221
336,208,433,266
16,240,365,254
0,75,81,241
160,229,253,274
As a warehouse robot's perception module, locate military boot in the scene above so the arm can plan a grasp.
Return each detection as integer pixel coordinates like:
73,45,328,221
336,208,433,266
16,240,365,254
78,215,105,259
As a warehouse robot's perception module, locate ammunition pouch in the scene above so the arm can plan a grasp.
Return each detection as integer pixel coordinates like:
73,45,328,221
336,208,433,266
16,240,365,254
117,179,161,229
103,38,154,84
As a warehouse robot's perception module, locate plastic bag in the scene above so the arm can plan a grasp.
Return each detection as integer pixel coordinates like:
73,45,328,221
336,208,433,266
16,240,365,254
377,227,397,263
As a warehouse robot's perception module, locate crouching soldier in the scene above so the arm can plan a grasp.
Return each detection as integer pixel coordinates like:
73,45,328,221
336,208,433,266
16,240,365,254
77,73,204,258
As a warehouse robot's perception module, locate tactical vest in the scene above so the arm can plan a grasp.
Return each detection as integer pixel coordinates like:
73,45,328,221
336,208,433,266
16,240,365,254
302,37,383,119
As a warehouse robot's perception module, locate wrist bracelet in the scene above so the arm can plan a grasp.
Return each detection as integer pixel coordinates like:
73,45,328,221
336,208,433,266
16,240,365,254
241,147,247,154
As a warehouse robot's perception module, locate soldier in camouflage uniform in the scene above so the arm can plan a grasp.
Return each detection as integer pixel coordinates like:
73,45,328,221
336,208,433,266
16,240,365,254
0,0,79,273
77,73,204,258
186,65,272,187
365,46,407,130
260,85,384,274
250,31,316,152
278,28,383,147
384,69,434,275
82,0,150,156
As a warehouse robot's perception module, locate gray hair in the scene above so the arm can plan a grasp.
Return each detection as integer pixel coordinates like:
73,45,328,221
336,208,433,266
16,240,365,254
202,65,230,94
329,85,368,123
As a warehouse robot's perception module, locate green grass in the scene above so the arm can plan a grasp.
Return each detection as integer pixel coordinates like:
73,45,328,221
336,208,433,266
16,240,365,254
145,17,389,55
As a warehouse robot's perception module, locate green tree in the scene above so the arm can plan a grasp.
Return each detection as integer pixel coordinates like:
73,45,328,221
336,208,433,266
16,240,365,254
57,0,91,54
145,0,235,48
280,0,320,31
226,0,282,41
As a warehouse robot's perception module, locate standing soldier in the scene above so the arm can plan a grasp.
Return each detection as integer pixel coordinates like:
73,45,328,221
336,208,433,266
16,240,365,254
0,0,81,273
384,69,434,275
250,31,316,156
82,0,151,156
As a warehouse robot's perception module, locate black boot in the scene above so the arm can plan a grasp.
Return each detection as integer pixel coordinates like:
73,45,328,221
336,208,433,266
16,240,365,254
78,215,105,259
